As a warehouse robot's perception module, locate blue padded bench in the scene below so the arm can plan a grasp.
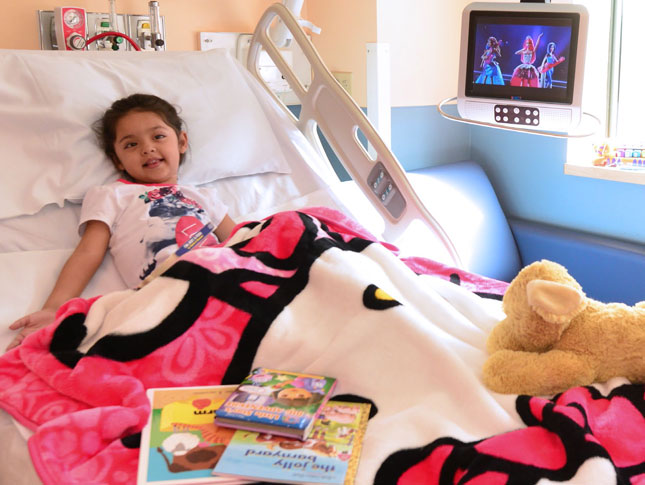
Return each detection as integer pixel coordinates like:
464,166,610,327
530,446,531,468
509,218,645,305
407,161,522,283
408,160,645,304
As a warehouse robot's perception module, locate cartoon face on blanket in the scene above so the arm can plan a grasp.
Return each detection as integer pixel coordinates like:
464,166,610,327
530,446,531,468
2,209,642,485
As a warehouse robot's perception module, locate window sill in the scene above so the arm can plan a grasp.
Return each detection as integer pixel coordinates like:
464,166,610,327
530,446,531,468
564,163,645,185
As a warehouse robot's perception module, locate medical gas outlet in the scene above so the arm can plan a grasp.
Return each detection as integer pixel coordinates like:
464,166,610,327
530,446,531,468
137,20,153,50
38,8,166,51
95,20,124,50
54,6,87,50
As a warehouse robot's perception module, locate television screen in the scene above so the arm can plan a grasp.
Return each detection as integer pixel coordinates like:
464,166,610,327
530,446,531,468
466,11,580,104
457,3,588,131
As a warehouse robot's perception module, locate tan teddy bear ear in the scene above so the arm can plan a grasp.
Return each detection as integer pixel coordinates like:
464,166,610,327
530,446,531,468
526,279,587,324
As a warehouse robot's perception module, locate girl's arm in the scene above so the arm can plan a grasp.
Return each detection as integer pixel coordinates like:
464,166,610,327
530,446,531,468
214,214,237,243
6,220,110,350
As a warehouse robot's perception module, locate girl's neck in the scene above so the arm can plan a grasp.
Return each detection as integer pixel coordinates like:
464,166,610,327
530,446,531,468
118,177,178,187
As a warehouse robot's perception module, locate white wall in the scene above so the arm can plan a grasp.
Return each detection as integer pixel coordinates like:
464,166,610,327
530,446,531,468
377,0,473,107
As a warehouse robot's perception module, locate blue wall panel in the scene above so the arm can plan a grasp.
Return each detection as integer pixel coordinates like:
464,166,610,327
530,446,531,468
391,105,470,171
470,125,645,245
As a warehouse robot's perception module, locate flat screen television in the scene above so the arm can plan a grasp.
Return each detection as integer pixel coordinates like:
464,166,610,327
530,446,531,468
457,2,588,132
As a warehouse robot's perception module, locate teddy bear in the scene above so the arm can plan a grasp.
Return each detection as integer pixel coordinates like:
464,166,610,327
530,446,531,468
482,259,645,396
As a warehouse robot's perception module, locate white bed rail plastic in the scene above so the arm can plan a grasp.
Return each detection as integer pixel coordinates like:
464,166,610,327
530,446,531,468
247,3,462,267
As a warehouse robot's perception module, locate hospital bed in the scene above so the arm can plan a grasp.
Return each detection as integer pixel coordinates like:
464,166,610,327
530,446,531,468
0,4,641,485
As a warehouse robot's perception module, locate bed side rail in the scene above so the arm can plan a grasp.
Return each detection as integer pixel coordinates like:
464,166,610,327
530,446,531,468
247,3,461,267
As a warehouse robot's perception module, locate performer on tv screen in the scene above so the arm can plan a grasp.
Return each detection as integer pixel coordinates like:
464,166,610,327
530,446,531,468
510,33,543,87
539,41,565,88
475,36,504,85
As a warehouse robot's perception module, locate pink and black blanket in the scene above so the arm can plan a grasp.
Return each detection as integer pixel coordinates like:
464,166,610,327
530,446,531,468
1,208,644,484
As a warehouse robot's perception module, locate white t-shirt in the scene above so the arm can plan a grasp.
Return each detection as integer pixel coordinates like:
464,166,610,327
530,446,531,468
80,179,228,288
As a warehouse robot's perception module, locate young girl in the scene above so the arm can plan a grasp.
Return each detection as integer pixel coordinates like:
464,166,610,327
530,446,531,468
7,94,236,350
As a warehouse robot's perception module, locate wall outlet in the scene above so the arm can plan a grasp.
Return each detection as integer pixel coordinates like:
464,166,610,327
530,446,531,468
200,31,312,106
333,71,353,96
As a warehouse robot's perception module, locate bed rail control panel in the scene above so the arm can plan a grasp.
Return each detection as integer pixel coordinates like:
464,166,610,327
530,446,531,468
367,162,405,219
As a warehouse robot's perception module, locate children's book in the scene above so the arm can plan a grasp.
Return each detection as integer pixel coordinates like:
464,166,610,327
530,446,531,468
212,400,371,484
214,368,337,440
136,385,250,485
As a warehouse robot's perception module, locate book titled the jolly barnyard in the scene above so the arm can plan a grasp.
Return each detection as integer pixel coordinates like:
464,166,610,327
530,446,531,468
214,368,338,440
212,400,371,485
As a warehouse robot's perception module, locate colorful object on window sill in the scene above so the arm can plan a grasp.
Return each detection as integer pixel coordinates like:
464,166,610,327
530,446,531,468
592,141,645,169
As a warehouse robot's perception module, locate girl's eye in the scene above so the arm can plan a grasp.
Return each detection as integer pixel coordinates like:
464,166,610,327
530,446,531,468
124,142,136,149
154,134,166,140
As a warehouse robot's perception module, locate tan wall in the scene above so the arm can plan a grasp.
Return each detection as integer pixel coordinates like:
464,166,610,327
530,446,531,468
307,0,376,107
0,0,376,104
0,0,277,51
0,1,477,107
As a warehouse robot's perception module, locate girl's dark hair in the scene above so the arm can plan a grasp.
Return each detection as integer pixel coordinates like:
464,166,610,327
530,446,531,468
94,93,187,167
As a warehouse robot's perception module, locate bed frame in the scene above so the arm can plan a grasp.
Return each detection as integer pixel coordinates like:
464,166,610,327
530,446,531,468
246,4,462,267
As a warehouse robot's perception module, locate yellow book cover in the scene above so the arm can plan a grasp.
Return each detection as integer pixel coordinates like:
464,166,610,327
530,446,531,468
136,385,247,485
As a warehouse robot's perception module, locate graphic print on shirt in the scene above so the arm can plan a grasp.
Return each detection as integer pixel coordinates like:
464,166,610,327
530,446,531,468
138,186,217,281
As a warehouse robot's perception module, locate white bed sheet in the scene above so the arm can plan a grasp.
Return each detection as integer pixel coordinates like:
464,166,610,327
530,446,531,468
0,410,38,485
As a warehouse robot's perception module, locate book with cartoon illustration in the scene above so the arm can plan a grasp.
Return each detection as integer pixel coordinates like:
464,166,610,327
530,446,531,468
212,400,371,484
214,368,337,440
136,385,249,485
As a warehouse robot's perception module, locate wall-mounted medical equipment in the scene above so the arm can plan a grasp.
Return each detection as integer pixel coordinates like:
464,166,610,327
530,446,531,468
53,6,87,50
454,2,589,133
37,4,166,51
199,1,319,107
200,31,312,107
147,1,164,51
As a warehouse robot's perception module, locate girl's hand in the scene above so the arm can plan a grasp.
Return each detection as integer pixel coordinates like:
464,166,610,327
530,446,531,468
6,308,57,351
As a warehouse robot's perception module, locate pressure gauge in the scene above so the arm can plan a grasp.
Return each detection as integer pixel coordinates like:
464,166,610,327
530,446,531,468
63,9,83,28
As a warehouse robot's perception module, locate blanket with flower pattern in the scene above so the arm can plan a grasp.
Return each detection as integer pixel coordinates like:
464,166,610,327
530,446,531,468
1,208,643,485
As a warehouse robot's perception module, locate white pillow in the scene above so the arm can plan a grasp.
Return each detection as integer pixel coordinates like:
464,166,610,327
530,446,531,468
0,48,290,220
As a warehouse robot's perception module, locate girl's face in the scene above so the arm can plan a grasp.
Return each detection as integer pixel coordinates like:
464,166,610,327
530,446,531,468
112,110,187,184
